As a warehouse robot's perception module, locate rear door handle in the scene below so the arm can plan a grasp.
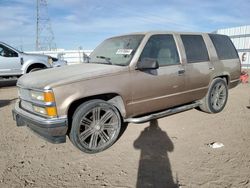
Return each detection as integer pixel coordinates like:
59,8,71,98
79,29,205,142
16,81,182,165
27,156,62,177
178,69,185,75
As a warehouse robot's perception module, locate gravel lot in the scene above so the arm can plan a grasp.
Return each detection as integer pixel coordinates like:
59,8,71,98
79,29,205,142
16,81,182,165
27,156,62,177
0,81,249,188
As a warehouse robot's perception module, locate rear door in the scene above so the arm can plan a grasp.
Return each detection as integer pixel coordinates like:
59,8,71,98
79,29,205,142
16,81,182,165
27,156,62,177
0,44,22,76
178,34,213,101
208,34,241,86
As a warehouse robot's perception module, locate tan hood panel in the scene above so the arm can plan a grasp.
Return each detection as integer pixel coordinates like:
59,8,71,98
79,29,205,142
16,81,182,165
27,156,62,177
18,63,126,89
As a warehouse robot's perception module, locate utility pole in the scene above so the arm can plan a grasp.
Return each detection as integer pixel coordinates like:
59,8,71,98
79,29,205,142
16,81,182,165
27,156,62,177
36,0,56,51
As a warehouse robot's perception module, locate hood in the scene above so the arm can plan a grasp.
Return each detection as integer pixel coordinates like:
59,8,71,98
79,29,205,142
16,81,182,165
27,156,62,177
17,63,128,89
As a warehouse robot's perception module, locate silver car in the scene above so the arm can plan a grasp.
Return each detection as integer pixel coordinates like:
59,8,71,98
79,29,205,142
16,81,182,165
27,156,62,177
0,42,67,79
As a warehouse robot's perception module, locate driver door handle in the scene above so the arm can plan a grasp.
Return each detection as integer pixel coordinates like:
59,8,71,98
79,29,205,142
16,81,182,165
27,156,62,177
20,58,24,65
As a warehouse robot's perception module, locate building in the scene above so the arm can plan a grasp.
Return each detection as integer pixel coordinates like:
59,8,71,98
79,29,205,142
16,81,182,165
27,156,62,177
27,49,93,65
216,25,250,69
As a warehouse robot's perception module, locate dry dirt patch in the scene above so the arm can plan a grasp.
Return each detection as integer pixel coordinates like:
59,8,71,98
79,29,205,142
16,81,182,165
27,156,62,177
0,83,249,187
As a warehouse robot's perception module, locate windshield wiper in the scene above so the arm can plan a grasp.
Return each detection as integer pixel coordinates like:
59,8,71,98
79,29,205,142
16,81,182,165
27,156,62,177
96,56,112,64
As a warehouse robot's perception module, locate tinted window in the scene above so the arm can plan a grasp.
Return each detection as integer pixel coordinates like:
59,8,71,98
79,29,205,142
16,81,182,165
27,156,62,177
181,35,209,63
209,34,238,60
140,34,180,66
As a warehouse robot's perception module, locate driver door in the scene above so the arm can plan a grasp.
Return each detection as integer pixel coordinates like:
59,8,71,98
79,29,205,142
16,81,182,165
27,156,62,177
129,34,187,116
0,44,22,76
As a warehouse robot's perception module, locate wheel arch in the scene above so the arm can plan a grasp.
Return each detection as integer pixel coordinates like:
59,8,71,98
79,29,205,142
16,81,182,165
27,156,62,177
25,63,47,73
216,75,229,86
67,93,126,133
211,72,230,86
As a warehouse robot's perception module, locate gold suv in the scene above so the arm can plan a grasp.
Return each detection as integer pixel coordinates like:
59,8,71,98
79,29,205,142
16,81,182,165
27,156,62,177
13,31,241,153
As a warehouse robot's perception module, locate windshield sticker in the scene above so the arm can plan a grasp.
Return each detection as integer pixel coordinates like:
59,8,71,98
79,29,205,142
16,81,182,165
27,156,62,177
116,49,133,55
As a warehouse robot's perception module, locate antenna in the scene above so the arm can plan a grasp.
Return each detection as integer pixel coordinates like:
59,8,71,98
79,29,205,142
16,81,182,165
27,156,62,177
36,0,56,51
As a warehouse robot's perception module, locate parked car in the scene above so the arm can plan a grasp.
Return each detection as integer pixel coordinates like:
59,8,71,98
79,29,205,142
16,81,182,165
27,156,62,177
13,31,241,153
0,42,67,80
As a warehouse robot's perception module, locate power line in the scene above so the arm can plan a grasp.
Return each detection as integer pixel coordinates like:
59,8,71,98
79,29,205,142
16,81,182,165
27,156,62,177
36,0,56,51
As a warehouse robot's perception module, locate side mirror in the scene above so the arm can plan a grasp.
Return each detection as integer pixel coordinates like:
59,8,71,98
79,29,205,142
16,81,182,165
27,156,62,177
136,58,159,70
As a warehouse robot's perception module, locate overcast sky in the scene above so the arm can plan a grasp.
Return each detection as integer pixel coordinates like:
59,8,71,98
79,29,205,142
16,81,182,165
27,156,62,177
0,0,249,51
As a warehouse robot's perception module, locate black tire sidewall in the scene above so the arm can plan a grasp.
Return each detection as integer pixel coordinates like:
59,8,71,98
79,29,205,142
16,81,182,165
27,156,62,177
29,68,43,73
70,100,122,153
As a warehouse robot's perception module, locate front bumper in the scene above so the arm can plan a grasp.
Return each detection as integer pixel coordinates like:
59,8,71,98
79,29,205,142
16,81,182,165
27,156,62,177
12,101,68,144
52,60,67,67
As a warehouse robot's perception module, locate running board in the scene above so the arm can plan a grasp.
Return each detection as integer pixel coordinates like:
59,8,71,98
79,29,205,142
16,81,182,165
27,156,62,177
124,102,201,124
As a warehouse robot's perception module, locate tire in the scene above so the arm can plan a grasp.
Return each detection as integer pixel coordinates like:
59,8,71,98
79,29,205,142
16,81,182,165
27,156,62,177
29,68,43,73
69,100,122,153
199,78,228,113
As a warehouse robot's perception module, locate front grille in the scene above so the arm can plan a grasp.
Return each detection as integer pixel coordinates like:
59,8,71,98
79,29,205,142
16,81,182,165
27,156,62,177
18,88,31,101
18,87,33,113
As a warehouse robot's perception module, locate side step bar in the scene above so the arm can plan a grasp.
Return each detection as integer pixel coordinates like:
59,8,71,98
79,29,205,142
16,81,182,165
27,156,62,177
124,102,201,124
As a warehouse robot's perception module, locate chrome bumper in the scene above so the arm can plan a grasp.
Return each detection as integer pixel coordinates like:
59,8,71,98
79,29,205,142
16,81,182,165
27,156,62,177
12,101,68,144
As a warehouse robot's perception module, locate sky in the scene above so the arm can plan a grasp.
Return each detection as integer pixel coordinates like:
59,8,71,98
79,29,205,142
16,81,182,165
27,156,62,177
0,0,249,51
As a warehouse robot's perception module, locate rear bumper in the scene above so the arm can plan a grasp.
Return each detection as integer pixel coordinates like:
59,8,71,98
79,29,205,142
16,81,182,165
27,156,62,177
12,102,68,144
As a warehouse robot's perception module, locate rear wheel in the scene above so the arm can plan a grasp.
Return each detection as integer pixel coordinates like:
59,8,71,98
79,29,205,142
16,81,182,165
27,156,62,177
69,100,122,153
199,78,228,113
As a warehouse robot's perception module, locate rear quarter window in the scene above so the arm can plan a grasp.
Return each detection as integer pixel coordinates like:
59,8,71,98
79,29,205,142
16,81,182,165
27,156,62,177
209,34,238,60
181,35,209,63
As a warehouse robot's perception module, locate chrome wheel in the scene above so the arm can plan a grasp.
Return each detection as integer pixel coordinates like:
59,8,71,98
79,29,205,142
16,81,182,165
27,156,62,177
79,107,119,150
70,100,121,153
210,82,227,111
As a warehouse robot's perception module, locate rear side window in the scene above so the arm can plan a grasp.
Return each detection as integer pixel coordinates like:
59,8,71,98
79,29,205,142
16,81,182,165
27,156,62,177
181,35,209,63
209,34,238,60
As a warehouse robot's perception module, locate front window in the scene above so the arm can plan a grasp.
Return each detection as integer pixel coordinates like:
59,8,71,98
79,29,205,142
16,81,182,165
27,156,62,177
89,35,144,66
139,34,180,66
0,44,18,58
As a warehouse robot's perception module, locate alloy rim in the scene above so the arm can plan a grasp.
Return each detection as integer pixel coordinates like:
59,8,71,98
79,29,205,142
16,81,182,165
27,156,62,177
210,82,227,111
78,106,119,150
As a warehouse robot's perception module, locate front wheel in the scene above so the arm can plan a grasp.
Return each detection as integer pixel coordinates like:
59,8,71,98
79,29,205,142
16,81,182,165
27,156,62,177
69,100,122,153
199,78,228,113
29,67,43,73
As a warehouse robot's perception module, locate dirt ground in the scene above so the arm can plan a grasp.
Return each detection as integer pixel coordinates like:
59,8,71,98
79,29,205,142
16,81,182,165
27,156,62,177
0,81,249,188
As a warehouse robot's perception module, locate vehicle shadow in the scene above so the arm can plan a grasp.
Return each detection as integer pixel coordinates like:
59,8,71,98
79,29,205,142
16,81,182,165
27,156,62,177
0,98,17,108
0,80,17,87
134,119,178,188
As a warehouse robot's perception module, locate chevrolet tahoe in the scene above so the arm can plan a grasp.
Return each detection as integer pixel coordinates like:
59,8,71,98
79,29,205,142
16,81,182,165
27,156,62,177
12,31,241,153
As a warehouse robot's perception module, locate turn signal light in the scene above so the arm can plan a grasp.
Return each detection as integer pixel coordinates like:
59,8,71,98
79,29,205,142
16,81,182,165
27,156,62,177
44,92,55,103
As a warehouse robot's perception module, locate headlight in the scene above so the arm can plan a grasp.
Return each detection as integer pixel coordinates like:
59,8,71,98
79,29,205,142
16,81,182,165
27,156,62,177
33,105,47,115
48,57,53,65
30,91,44,101
33,105,57,117
30,90,55,102
29,90,57,117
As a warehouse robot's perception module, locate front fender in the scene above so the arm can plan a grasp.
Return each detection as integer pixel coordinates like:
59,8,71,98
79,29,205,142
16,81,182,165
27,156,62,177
21,59,51,73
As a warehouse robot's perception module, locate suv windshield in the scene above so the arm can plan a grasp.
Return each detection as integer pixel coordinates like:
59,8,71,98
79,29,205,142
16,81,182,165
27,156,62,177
89,35,144,66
